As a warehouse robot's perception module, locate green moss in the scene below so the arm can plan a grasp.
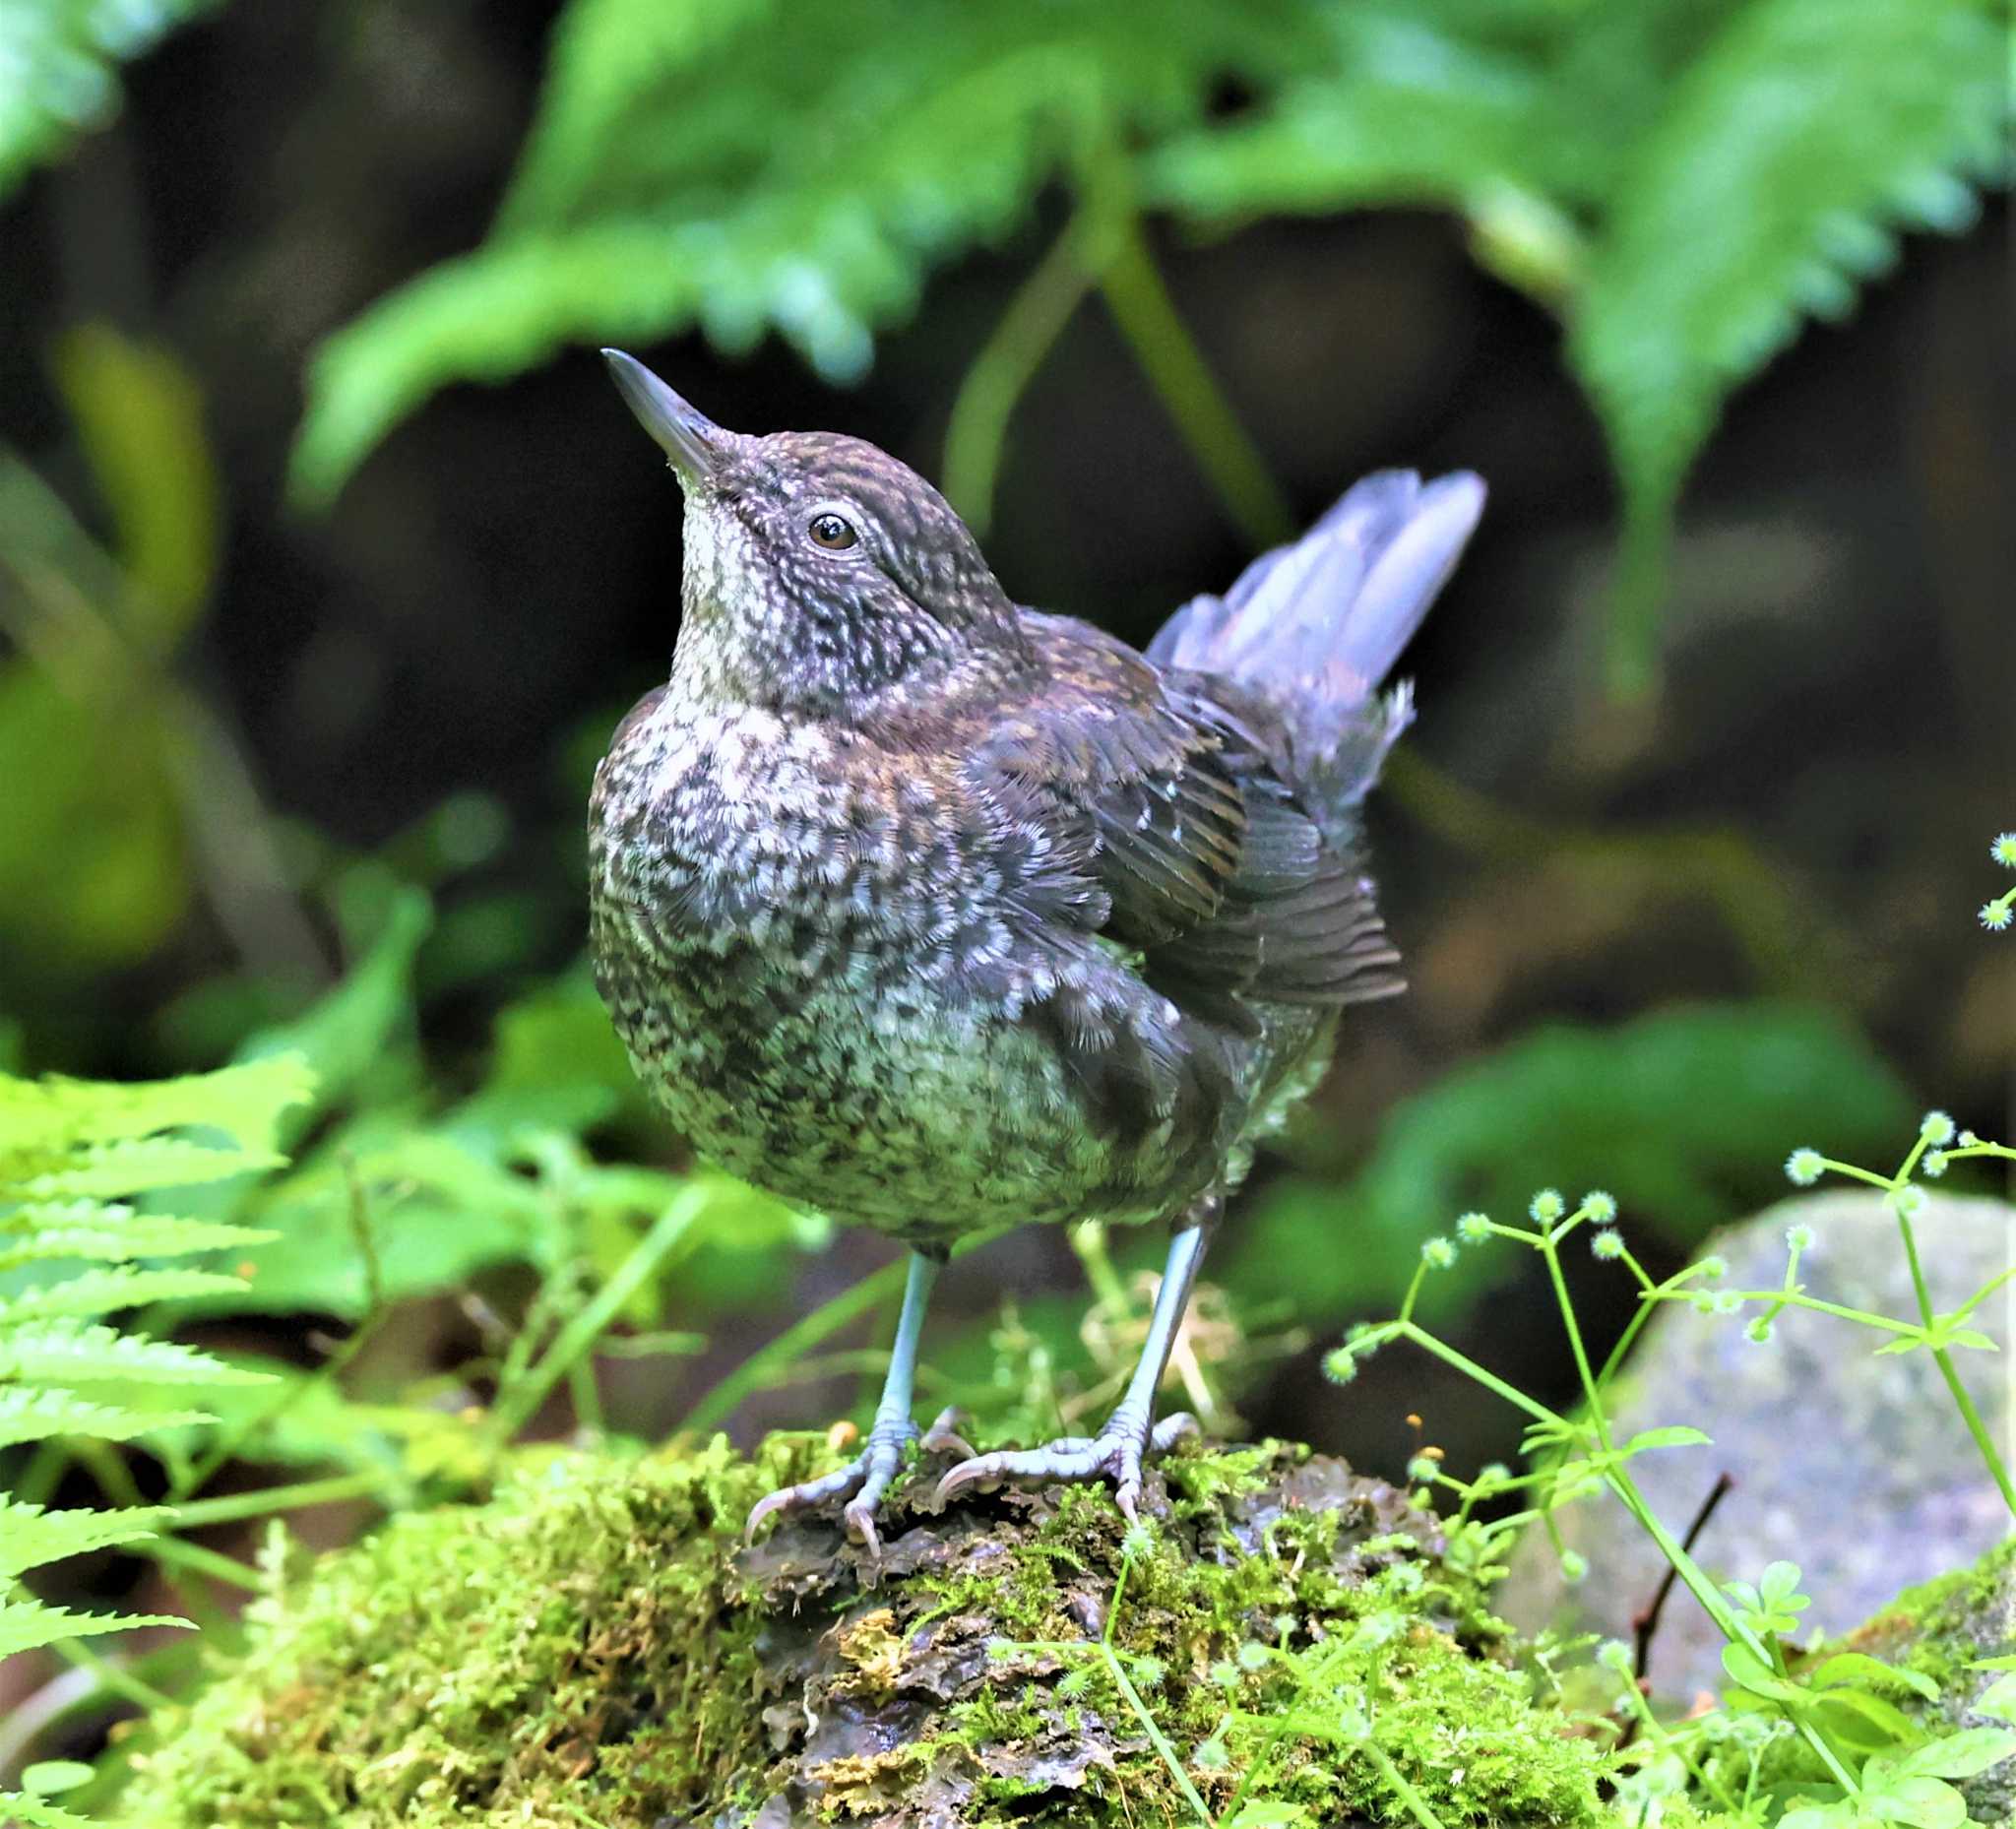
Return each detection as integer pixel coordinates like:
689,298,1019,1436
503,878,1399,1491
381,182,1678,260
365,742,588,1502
114,1435,1618,1827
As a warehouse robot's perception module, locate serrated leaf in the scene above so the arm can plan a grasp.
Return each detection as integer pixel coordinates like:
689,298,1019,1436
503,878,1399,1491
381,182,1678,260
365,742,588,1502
0,1790,97,1829
290,0,1326,503
0,1319,277,1387
0,1201,277,1266
0,1385,212,1450
0,1053,315,1161
1569,0,2004,692
0,1265,255,1325
0,1496,169,1582
0,1595,189,1661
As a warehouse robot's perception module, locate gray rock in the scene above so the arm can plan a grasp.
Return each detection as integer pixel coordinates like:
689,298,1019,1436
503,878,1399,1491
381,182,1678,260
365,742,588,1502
1499,1190,2013,1701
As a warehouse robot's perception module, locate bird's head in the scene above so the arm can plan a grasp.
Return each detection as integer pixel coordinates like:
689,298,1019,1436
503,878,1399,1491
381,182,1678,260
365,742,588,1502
603,349,1030,719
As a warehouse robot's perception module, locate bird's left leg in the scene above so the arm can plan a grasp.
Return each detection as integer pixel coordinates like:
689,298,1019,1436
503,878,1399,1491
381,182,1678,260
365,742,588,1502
745,1249,968,1556
933,1193,1221,1521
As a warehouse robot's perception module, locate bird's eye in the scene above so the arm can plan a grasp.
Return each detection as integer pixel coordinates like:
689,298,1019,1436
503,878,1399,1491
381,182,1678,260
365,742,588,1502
808,511,857,550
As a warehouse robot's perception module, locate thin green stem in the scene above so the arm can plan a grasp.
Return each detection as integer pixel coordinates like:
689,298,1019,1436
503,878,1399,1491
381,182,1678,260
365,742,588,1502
679,1257,912,1436
1360,1739,1451,1829
1540,1232,1614,1451
1097,212,1295,550
171,1470,387,1532
1098,1643,1215,1827
485,1191,706,1451
942,210,1105,533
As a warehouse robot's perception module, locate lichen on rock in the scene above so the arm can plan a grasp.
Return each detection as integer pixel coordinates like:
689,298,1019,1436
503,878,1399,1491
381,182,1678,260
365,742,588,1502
112,1432,1618,1827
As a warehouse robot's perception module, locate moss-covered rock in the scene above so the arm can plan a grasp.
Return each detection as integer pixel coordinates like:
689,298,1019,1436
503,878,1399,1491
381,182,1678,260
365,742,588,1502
114,1434,1618,1827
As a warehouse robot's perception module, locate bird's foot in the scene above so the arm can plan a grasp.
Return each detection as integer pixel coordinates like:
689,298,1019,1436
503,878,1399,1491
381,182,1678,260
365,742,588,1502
745,1407,972,1557
931,1411,1199,1523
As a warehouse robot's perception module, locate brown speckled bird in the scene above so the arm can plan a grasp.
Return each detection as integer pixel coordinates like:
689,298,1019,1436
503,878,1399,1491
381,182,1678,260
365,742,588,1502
588,350,1484,1550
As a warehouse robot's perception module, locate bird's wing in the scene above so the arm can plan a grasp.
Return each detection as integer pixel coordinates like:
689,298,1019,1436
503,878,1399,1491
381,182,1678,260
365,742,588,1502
976,615,1401,1012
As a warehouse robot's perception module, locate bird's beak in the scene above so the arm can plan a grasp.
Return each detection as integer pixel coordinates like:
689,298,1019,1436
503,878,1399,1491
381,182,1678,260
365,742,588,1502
601,349,724,484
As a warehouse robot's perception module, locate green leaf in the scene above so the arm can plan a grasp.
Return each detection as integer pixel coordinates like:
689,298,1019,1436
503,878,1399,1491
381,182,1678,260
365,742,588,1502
49,324,222,646
1807,1651,1941,1702
1568,0,2005,693
0,1265,256,1324
0,1319,277,1387
0,1385,213,1450
0,1496,170,1582
1722,1641,1804,1703
1623,1424,1712,1453
0,0,224,203
290,0,1324,502
1892,1728,2016,1782
20,1761,93,1797
0,1594,189,1662
0,1791,97,1829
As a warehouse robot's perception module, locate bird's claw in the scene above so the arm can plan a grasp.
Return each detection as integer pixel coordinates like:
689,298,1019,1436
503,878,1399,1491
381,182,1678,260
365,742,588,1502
746,1407,970,1553
931,1411,1199,1518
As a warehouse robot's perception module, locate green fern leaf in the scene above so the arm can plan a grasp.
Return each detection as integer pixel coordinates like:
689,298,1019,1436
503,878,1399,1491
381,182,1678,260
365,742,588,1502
1568,0,2007,693
0,1320,275,1388
0,0,224,205
0,1266,255,1325
0,1791,97,1829
0,1053,314,1167
0,1496,171,1582
0,1594,189,1662
0,1386,212,1450
290,0,1326,502
0,1203,277,1269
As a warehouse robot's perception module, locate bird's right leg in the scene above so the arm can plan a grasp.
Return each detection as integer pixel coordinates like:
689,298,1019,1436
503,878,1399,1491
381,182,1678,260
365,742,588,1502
744,1248,967,1556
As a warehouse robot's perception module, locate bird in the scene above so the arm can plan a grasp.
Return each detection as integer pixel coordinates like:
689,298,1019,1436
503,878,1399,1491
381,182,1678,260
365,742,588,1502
588,348,1484,1553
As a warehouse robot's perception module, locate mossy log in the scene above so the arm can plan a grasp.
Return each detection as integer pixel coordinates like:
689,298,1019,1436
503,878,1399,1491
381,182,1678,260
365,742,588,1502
116,1434,1619,1828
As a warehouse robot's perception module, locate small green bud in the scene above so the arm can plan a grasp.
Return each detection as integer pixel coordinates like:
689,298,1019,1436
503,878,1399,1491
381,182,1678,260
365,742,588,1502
1923,1150,1949,1177
1889,1184,1927,1219
1697,1255,1728,1280
1420,1235,1458,1269
1583,1190,1617,1223
1194,1737,1230,1771
1983,901,2013,932
1559,1548,1589,1584
1406,1453,1440,1484
1596,1638,1635,1674
1591,1228,1625,1260
1991,832,2016,868
1456,1210,1492,1243
1921,1109,1956,1144
1785,1148,1824,1186
1121,1521,1157,1562
1784,1223,1815,1252
1745,1316,1773,1344
1530,1188,1565,1224
1322,1348,1359,1386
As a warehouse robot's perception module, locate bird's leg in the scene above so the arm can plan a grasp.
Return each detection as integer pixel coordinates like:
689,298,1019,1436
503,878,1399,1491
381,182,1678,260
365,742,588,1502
933,1194,1222,1521
745,1250,968,1556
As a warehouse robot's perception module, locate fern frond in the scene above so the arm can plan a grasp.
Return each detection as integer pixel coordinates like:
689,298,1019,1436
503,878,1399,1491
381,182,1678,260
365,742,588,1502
0,1053,314,1163
0,1203,277,1269
0,1790,97,1829
0,1386,213,1450
0,1320,276,1388
0,1266,255,1325
0,1594,189,1662
1568,0,2007,692
0,0,223,205
0,1496,171,1583
291,0,1328,501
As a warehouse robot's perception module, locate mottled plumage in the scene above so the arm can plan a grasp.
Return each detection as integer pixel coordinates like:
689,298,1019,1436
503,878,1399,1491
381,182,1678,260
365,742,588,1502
588,351,1483,1543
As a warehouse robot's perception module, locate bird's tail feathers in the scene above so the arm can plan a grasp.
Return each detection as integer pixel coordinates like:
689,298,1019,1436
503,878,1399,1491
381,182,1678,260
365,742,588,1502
1148,470,1484,827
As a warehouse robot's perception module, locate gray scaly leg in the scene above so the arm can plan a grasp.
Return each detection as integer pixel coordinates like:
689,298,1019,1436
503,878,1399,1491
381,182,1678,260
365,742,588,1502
746,1250,968,1556
933,1196,1220,1521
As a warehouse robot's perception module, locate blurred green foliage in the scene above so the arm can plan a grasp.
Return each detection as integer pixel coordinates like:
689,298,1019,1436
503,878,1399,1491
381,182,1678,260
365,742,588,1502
1222,1003,1914,1324
285,0,2006,687
0,1,221,203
